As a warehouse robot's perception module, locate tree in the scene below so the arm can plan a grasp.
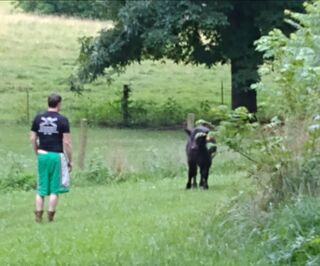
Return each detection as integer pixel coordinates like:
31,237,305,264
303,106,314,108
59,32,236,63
73,0,304,112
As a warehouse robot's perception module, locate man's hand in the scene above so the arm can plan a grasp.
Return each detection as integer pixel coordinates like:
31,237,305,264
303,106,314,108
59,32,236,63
30,131,38,155
63,133,72,171
68,162,72,173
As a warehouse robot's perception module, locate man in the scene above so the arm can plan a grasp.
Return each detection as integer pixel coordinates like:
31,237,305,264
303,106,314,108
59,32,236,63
30,94,72,223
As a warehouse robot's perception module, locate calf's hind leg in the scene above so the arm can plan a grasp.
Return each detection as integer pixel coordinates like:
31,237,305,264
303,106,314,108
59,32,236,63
186,163,197,189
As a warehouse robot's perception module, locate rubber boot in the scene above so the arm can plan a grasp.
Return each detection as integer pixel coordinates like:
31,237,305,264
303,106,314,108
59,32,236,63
34,210,44,223
47,211,56,222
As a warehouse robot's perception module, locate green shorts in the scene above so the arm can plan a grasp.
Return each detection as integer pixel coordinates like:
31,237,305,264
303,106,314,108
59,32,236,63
37,152,70,196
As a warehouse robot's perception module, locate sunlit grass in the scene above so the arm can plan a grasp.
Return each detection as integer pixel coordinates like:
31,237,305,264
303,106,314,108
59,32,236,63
0,156,249,265
0,1,231,124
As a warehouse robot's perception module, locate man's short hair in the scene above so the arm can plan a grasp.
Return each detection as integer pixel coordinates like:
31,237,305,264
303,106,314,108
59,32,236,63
48,94,62,108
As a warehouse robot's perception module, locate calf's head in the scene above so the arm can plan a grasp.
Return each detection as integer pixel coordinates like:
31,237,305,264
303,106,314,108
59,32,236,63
185,125,210,151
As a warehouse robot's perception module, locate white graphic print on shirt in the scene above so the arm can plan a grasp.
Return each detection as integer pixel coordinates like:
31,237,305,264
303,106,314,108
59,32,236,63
38,117,58,135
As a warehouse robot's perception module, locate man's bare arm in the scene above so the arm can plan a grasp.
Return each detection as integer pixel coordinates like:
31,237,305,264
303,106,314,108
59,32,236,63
30,131,38,155
63,133,72,168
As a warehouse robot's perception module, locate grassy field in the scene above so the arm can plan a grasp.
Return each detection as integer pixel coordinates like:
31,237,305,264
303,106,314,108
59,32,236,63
1,2,319,266
0,124,187,173
0,174,253,265
0,2,271,265
0,124,255,265
0,1,231,125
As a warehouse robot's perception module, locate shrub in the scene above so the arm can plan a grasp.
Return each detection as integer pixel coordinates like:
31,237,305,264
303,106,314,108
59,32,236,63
74,154,126,186
154,98,184,127
0,173,35,192
214,106,320,207
0,154,35,192
73,147,185,187
212,1,320,206
72,96,190,128
255,1,320,117
262,198,320,265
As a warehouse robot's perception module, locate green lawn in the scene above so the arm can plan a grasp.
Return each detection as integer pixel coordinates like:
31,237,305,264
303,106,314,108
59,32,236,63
0,164,250,265
0,124,255,265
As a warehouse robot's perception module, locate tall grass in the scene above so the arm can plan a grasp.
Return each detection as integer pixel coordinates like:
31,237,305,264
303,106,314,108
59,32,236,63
0,125,186,173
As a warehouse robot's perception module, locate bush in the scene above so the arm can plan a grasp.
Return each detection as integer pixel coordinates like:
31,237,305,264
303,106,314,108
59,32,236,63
73,148,185,187
211,1,320,207
74,155,126,186
214,105,320,207
255,1,320,117
72,96,192,128
262,198,320,265
154,98,184,127
0,154,35,192
0,173,35,192
198,196,320,265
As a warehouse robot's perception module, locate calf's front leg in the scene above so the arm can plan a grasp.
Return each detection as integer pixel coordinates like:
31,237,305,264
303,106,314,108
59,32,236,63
186,163,197,189
200,167,209,190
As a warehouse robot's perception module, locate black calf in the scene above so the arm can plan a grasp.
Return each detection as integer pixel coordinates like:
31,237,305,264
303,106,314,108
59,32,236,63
185,125,217,190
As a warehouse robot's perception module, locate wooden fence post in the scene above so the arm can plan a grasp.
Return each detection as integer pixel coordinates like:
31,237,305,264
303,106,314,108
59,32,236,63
187,113,195,130
78,118,88,170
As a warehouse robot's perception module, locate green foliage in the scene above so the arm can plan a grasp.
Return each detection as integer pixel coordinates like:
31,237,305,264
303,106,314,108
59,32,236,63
262,198,320,265
206,105,230,124
74,0,303,83
214,108,320,205
201,197,320,265
73,96,188,127
13,0,124,20
0,0,231,126
0,153,35,191
215,107,257,161
243,1,320,204
75,156,114,186
255,1,320,117
155,98,184,127
72,0,303,111
204,1,320,206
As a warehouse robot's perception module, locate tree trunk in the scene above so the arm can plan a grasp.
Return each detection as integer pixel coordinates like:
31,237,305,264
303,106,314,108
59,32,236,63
227,3,261,113
231,58,258,113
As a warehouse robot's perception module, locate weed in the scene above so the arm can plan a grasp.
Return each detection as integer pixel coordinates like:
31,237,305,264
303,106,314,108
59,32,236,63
0,152,35,191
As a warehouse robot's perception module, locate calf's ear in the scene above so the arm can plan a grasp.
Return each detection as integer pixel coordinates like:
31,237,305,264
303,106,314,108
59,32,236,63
185,129,191,136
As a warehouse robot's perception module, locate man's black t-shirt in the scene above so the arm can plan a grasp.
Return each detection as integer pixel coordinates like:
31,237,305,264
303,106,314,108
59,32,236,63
31,111,70,153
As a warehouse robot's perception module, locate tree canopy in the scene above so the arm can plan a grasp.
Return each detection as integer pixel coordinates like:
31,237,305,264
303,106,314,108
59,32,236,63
73,0,304,112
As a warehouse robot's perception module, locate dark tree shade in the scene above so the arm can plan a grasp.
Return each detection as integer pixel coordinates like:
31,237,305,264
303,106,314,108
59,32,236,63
73,0,304,112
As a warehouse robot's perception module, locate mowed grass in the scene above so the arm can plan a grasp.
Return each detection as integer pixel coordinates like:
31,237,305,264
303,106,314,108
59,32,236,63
0,161,249,265
0,1,231,124
0,124,252,265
